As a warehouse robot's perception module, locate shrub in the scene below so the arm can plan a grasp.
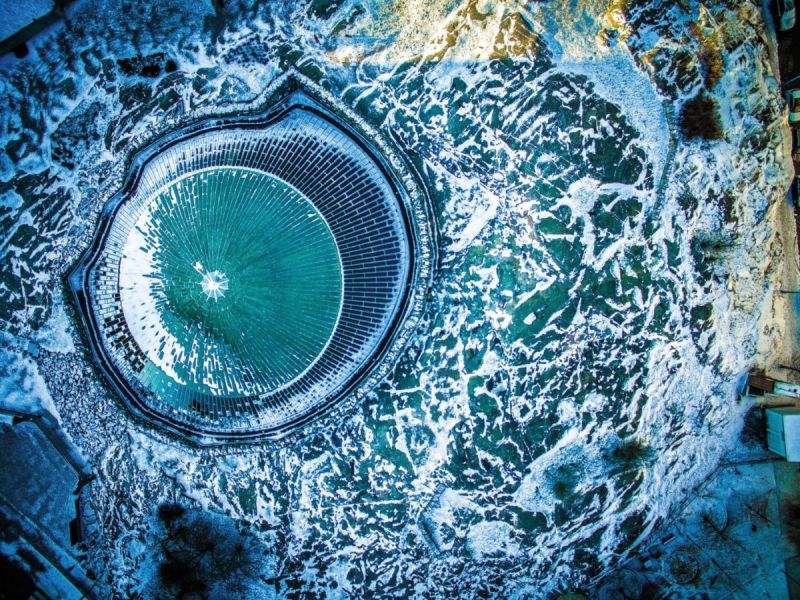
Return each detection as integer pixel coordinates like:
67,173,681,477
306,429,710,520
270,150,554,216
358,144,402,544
606,436,653,476
149,503,266,599
679,93,724,140
156,502,186,525
612,438,650,463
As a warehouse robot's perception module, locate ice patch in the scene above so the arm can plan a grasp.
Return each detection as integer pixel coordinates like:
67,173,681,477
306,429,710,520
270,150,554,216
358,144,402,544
33,300,75,354
0,346,59,420
466,519,521,560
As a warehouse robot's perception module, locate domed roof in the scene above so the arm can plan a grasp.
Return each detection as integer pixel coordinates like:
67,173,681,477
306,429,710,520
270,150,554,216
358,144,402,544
70,89,429,443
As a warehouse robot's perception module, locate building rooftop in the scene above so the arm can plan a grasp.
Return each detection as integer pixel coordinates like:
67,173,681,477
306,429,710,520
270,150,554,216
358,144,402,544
70,89,428,443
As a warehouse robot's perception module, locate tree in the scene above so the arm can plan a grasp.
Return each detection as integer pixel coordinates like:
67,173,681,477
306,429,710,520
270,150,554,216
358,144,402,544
679,93,724,141
148,503,267,599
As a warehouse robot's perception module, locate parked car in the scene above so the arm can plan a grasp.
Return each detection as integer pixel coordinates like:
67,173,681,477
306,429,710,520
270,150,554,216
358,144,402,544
794,128,800,162
788,88,800,125
777,0,796,30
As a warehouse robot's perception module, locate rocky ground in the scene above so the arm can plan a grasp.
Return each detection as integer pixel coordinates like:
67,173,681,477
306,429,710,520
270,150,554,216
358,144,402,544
0,0,796,597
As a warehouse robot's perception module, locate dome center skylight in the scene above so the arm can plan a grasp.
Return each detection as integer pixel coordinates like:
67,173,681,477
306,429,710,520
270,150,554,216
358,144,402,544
199,270,229,302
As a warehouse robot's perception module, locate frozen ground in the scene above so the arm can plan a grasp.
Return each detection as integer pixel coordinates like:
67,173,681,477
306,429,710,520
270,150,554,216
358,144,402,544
0,0,796,597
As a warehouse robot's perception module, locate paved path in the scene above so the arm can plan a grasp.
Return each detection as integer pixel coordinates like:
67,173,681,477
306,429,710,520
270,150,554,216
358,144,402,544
655,102,678,207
